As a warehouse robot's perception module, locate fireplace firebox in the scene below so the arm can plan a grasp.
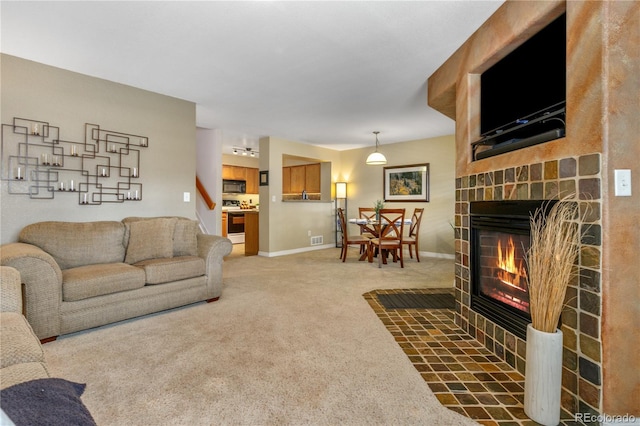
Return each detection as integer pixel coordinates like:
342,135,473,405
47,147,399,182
470,200,556,339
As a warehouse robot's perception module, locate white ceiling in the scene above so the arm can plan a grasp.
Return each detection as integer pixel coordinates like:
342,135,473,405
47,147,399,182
1,1,503,154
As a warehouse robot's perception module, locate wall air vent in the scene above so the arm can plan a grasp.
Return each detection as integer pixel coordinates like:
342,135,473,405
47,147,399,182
311,236,323,246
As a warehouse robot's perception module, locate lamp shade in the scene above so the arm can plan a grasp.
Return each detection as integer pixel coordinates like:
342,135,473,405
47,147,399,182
366,131,387,165
335,182,347,199
366,151,387,165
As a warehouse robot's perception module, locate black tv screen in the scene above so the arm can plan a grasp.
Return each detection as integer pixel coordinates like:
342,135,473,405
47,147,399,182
480,14,566,136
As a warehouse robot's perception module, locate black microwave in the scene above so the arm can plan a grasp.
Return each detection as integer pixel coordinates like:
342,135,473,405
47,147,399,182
222,179,246,194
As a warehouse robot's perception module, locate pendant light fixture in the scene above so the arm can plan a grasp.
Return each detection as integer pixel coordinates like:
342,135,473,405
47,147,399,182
365,131,387,165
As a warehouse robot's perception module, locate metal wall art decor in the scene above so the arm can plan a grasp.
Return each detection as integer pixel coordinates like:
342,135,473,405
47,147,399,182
383,163,430,202
1,117,148,205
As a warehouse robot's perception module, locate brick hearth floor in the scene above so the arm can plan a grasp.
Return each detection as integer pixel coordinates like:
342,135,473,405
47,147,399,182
364,289,579,426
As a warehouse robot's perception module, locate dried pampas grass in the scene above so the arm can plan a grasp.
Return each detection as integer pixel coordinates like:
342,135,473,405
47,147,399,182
525,199,582,333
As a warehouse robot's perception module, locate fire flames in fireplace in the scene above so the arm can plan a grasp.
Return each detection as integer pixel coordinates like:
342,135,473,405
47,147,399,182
493,236,530,312
478,232,531,314
497,238,528,289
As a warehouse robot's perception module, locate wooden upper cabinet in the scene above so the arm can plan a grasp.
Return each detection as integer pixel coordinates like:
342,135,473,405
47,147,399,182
290,165,307,194
283,163,321,194
222,165,246,181
305,163,321,193
282,167,291,194
246,167,259,194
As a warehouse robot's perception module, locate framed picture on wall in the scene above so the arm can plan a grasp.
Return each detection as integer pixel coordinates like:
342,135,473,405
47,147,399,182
383,164,429,202
259,170,269,186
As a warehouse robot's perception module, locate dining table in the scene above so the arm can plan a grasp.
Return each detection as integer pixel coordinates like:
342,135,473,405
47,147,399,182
348,217,412,261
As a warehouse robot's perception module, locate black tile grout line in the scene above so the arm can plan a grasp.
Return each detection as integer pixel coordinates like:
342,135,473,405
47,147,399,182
364,289,586,426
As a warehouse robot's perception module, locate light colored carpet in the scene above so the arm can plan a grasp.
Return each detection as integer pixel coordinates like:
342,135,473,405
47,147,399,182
43,247,478,425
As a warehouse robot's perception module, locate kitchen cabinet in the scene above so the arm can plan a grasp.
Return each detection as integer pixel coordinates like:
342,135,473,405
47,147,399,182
222,165,246,181
305,163,321,193
283,163,321,194
290,165,307,194
244,211,259,256
221,212,228,237
282,167,291,194
246,167,259,194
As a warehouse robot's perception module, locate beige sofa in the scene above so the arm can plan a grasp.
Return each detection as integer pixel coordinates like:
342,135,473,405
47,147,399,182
0,266,49,389
1,266,97,425
0,217,232,341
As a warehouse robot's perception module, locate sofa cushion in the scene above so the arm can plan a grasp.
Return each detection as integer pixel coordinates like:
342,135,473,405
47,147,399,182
62,263,146,302
0,312,45,369
172,219,199,257
19,221,125,270
0,378,96,426
123,216,199,257
135,256,206,285
124,218,177,264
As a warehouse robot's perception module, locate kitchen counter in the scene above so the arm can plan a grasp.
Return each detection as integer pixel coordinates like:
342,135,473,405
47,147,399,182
244,211,259,256
281,200,330,203
221,207,259,212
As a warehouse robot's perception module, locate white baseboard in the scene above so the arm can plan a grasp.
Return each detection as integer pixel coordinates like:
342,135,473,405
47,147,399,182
420,250,455,260
259,243,335,257
259,246,456,259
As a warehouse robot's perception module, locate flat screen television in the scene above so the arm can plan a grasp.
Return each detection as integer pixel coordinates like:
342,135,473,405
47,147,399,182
477,13,566,158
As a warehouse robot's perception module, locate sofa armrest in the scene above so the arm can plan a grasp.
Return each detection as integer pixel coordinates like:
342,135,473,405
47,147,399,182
0,243,63,340
197,234,232,299
0,266,22,313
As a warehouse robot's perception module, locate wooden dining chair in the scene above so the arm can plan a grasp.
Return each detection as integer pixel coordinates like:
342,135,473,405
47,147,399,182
358,207,377,253
337,208,370,262
403,208,424,262
368,208,406,268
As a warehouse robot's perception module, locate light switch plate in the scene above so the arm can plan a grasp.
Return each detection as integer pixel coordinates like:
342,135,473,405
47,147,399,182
183,192,191,202
614,169,632,196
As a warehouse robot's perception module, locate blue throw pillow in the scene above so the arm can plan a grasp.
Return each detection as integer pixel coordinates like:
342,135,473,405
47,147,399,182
0,378,96,426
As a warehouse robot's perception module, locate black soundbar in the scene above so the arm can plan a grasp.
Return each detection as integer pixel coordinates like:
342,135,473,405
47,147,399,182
475,128,565,160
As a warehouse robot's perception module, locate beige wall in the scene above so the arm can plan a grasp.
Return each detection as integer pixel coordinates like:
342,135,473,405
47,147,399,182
1,54,196,243
339,135,456,257
196,128,223,235
258,136,341,255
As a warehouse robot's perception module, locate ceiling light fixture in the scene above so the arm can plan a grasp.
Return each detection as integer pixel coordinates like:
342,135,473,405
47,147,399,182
365,131,387,165
232,147,259,157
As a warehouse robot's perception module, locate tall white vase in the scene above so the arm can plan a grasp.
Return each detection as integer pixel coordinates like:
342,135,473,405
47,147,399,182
524,324,563,426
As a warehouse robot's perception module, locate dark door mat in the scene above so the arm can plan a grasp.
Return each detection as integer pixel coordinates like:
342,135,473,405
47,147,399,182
376,292,455,310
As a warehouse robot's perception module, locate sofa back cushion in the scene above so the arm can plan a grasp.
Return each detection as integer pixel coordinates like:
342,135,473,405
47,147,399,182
122,216,198,257
19,221,126,270
123,218,177,264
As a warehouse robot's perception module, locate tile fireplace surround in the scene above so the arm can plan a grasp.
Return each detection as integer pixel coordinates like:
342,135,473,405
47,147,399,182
454,153,603,418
